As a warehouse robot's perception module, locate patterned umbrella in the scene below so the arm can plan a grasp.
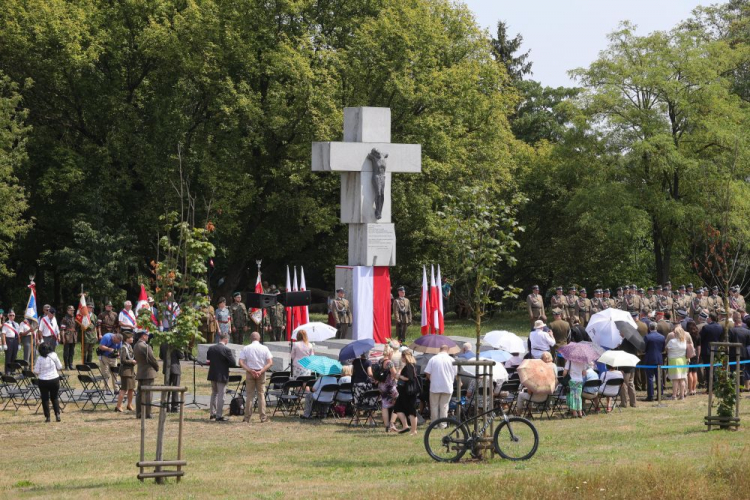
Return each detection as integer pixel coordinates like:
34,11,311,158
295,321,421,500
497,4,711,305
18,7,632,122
410,334,459,355
578,341,606,357
517,359,557,394
338,339,375,362
558,342,602,364
298,355,342,376
482,330,527,354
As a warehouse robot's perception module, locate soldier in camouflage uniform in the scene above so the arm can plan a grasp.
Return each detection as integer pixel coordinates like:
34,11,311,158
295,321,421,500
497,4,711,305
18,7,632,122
61,305,78,370
333,288,352,340
575,288,592,326
98,301,119,338
707,286,721,315
229,292,248,345
81,303,98,364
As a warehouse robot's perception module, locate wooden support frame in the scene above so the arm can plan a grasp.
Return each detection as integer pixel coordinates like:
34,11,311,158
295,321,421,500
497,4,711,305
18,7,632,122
138,385,188,482
705,342,742,431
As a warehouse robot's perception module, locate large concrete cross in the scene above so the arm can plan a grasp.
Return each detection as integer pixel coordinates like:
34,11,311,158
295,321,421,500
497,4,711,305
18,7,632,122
312,107,421,266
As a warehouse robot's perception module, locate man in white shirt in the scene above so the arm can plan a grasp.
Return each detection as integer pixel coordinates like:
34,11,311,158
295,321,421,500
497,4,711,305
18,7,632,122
39,307,60,350
424,345,458,424
238,332,273,423
19,318,36,364
2,310,20,374
529,320,555,359
118,301,137,333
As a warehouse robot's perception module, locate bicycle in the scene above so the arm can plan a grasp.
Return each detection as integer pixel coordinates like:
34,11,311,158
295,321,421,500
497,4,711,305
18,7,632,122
424,405,539,462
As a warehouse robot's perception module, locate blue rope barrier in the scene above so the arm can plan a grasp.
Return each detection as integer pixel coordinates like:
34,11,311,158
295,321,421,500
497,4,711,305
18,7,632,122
555,351,750,370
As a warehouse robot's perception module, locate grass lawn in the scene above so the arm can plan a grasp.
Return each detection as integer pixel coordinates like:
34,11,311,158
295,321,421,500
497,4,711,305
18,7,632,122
1,313,747,499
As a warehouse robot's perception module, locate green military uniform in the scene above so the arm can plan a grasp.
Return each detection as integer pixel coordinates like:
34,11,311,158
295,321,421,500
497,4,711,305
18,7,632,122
623,288,641,316
98,309,119,336
392,289,412,343
81,312,98,363
333,290,352,339
707,289,722,315
549,289,567,320
526,288,546,328
199,304,217,343
656,318,672,337
575,290,592,326
229,294,248,344
689,293,709,323
269,301,286,342
614,288,625,310
564,290,577,321
590,290,604,315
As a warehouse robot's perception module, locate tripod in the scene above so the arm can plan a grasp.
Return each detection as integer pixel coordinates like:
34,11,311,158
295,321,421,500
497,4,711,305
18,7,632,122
184,356,208,408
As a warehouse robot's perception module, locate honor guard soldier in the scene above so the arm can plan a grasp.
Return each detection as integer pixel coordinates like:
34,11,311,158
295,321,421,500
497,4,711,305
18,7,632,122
589,289,602,315
638,288,650,314
392,286,412,343
690,288,708,322
333,288,352,339
527,285,546,328
656,311,673,336
686,283,696,301
729,286,746,313
603,289,615,309
61,305,77,370
229,292,248,345
81,302,98,363
614,287,625,310
549,287,566,319
98,301,119,338
575,288,592,326
707,286,721,315
268,287,286,342
624,285,641,316
646,287,657,312
677,285,687,312
565,287,578,320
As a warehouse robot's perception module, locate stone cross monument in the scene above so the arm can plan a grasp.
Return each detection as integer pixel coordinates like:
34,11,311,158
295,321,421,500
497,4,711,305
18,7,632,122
312,107,422,266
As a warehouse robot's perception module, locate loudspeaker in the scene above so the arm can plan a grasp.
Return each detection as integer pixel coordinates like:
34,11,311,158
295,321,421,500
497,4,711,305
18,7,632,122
278,291,312,307
246,293,278,308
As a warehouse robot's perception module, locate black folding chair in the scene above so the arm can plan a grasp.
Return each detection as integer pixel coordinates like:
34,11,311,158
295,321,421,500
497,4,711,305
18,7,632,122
1,374,31,411
349,389,381,427
334,382,353,417
581,379,602,414
58,373,80,409
312,384,339,419
77,374,110,410
273,380,304,417
265,374,289,406
599,378,624,413
20,370,42,408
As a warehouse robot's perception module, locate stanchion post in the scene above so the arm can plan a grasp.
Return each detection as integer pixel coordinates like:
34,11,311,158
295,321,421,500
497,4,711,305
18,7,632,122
139,389,146,481
657,365,662,403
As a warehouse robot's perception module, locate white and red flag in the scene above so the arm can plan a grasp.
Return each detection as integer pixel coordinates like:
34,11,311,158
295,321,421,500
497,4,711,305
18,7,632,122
420,266,431,335
436,265,445,334
250,268,263,324
285,266,293,340
135,284,150,313
299,266,310,325
75,293,90,329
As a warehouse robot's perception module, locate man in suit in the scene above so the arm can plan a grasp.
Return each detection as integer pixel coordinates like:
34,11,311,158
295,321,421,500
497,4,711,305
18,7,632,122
207,332,237,421
643,323,665,401
160,342,183,413
134,331,160,419
729,317,750,391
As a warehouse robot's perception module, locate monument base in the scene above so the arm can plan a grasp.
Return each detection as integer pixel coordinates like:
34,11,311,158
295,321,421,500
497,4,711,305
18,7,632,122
335,265,392,344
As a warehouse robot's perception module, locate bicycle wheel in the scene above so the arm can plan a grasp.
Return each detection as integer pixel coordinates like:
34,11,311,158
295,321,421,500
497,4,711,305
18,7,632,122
493,416,539,461
424,417,468,462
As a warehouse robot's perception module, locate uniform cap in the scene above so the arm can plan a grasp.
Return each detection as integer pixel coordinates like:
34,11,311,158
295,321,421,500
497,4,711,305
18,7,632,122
232,292,242,298
687,283,694,288
656,285,663,291
655,310,664,317
717,308,727,315
629,285,637,290
647,287,654,292
604,289,611,293
532,285,539,290
49,307,56,314
616,287,622,291
397,286,405,292
699,311,709,319
579,288,587,294
712,286,719,291
638,288,644,293
552,308,562,315
336,288,345,293
106,301,113,306
630,311,638,317
568,286,576,291
556,286,563,291
679,285,685,290
676,309,687,317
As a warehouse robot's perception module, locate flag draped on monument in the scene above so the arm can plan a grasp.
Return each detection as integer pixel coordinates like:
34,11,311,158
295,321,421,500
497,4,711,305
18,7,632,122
338,266,391,344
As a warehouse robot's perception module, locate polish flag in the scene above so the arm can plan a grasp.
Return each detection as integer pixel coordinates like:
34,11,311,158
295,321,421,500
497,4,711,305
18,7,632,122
135,284,150,313
346,266,391,344
285,266,293,340
420,266,431,335
250,268,263,324
300,267,310,325
436,265,445,334
293,267,301,331
75,293,90,329
430,265,441,334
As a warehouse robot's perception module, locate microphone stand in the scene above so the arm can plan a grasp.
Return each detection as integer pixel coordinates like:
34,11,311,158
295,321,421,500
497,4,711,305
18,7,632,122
185,356,208,408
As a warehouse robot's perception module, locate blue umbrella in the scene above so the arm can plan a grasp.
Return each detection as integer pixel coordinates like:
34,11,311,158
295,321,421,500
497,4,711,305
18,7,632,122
478,350,512,363
299,355,343,376
338,339,375,362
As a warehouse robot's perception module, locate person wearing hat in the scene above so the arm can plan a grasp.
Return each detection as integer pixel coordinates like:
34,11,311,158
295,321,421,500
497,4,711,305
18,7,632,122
268,287,286,342
19,314,37,364
229,292,248,345
646,287,657,312
98,301,119,338
707,286,721,315
549,287,566,320
603,289,615,310
614,287,625,310
80,300,98,364
133,330,159,419
657,286,672,314
60,305,77,370
529,319,555,359
689,287,708,323
656,311,673,337
729,286,745,313
2,310,20,374
686,283,695,302
623,285,641,317
575,289,592,327
38,307,60,350
392,286,412,343
526,285,546,329
565,287,577,321
215,297,232,343
333,288,352,340
590,289,603,315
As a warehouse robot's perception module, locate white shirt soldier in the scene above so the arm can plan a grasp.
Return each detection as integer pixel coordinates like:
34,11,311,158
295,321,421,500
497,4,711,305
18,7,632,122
2,310,20,373
39,308,60,350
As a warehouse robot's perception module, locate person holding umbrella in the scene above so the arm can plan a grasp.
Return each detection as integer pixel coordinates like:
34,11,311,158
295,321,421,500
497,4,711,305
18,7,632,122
559,347,593,418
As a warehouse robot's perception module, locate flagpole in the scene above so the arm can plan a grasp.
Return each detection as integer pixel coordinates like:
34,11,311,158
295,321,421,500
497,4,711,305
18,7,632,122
80,285,85,366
